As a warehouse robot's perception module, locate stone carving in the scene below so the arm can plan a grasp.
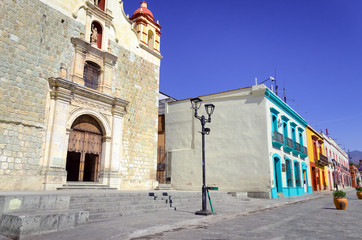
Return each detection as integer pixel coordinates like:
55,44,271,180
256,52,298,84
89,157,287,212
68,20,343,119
93,0,99,6
90,24,98,44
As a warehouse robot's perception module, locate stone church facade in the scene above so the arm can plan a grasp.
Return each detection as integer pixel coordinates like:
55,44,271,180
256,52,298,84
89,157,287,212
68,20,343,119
0,0,162,190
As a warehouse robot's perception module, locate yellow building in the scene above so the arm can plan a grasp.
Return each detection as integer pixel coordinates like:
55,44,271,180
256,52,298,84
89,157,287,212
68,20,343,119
306,126,329,191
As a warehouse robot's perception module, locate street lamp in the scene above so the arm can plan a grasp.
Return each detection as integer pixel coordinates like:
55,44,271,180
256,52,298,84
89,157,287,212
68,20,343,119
190,97,215,216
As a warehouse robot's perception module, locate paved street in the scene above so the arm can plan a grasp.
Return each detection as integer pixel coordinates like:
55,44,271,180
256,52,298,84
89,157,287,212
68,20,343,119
134,191,362,240
0,190,358,240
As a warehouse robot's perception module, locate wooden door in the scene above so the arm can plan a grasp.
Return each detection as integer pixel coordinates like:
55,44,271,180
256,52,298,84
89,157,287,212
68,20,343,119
66,115,102,182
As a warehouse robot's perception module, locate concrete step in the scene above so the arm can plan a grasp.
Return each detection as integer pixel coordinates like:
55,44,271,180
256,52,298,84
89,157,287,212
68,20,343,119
57,183,117,190
0,210,88,239
155,184,172,190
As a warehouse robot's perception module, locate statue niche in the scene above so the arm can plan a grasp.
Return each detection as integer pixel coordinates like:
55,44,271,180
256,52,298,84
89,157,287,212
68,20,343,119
90,21,102,49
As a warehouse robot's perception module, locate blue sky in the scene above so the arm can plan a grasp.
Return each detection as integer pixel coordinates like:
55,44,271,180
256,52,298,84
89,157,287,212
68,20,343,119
124,1,362,152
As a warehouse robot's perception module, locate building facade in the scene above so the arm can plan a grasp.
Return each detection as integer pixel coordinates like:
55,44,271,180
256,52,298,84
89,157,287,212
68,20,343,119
165,85,312,198
321,131,351,190
306,127,329,192
0,0,162,190
157,92,175,185
350,164,360,188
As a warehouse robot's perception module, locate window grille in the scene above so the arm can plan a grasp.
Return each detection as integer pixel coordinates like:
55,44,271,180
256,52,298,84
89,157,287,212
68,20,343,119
84,61,100,90
286,160,293,187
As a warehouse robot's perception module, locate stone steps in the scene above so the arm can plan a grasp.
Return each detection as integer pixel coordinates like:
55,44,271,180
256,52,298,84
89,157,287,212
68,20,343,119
0,191,237,239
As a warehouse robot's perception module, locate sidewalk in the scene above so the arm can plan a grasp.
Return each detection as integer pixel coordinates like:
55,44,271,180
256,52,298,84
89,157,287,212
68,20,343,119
0,190,341,240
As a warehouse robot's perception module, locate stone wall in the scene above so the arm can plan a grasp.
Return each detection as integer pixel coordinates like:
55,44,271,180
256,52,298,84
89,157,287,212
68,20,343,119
111,42,159,189
0,0,160,190
0,0,83,190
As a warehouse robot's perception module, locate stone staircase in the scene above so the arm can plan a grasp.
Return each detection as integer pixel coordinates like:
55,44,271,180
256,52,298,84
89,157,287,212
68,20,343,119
0,190,236,239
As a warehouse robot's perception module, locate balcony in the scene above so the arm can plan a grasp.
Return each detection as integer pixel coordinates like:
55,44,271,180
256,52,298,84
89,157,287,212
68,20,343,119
272,131,284,148
300,146,308,159
317,153,329,166
292,142,301,155
283,137,293,153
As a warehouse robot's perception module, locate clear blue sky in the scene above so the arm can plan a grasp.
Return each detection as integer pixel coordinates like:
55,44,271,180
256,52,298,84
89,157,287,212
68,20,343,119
124,1,362,152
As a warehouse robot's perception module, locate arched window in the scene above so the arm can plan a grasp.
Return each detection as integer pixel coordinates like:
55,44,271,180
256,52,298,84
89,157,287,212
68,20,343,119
147,30,154,49
83,61,100,90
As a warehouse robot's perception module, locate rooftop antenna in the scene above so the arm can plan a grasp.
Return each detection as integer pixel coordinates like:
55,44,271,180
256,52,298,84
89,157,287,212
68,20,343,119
283,77,286,103
283,87,286,103
274,68,278,96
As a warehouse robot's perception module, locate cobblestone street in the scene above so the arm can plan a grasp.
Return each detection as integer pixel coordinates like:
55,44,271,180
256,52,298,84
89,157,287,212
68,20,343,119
135,191,362,240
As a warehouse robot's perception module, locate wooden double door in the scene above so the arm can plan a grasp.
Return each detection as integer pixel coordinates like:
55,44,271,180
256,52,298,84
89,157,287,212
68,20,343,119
66,115,103,182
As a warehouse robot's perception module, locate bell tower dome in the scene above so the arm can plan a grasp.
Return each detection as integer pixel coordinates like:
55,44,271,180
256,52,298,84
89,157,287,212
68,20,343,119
130,1,161,54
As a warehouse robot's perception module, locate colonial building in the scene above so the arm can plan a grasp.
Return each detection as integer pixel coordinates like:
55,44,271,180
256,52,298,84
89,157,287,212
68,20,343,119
321,131,351,190
306,126,329,191
0,0,162,190
165,84,312,198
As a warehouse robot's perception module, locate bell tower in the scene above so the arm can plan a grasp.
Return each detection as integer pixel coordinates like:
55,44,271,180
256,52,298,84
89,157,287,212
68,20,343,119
130,1,161,54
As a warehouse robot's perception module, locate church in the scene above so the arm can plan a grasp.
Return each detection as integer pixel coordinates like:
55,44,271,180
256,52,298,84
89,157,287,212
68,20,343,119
0,0,162,190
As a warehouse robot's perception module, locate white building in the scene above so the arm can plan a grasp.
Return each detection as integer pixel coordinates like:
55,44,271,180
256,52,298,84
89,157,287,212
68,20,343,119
165,85,312,198
321,131,351,189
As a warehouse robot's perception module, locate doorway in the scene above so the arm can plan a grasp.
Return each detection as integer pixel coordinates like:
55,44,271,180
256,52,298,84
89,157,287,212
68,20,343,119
274,157,282,193
66,115,103,182
311,166,317,191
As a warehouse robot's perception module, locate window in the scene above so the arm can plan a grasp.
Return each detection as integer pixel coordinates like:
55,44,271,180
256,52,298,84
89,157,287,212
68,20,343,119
270,108,279,134
286,159,293,187
313,140,318,160
294,161,301,187
83,61,100,90
298,127,304,147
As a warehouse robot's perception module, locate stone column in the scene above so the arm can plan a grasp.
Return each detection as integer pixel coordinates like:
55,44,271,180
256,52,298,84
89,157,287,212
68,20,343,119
85,11,92,43
70,38,86,85
43,80,72,190
100,52,117,95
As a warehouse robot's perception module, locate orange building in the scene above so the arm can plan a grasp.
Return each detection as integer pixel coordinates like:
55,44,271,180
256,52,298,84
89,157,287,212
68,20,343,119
306,126,329,191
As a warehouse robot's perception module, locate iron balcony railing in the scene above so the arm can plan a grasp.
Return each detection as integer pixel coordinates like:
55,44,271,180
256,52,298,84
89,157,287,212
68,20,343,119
301,146,308,155
318,153,329,166
284,137,294,148
294,142,301,152
273,131,283,143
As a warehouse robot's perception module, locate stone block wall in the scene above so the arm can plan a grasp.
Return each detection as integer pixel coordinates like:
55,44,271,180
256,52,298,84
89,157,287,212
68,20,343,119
0,0,160,190
0,0,83,190
111,42,159,189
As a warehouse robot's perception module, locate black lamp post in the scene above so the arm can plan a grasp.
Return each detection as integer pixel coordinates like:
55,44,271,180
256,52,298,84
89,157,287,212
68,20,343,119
190,97,215,216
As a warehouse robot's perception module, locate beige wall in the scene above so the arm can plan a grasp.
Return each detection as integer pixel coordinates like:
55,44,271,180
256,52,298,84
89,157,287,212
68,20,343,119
166,86,271,192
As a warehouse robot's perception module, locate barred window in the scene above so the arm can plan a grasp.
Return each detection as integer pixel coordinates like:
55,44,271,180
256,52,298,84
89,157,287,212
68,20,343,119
83,61,100,90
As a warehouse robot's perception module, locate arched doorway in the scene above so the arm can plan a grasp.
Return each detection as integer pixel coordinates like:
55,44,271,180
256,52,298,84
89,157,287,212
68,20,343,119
66,115,103,182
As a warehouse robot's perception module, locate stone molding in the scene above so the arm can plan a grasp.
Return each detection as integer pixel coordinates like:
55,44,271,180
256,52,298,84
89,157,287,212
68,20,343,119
48,77,128,116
